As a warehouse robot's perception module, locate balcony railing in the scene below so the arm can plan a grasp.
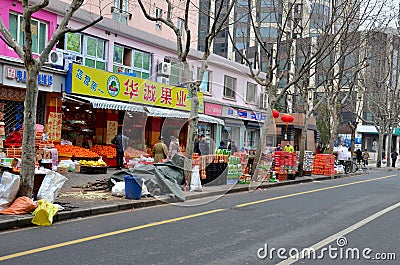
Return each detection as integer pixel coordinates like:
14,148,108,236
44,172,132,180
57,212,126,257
111,6,132,24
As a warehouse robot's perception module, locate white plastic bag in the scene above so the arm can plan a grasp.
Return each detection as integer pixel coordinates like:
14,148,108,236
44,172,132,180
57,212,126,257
0,172,21,210
141,183,150,196
336,165,345,174
190,166,203,192
37,171,67,203
111,182,125,197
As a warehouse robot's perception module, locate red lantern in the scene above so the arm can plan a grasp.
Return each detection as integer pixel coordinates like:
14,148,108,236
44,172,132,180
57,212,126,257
272,109,280,119
281,114,294,131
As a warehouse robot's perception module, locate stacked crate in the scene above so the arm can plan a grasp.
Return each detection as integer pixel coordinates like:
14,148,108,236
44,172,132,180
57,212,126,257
312,154,335,176
303,151,314,175
6,147,22,158
274,151,296,175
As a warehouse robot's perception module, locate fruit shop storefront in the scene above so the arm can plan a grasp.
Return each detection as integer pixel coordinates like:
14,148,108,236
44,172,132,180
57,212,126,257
63,64,223,158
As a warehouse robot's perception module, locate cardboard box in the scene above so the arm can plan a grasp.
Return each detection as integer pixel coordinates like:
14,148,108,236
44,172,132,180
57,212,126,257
74,164,81,173
56,166,68,175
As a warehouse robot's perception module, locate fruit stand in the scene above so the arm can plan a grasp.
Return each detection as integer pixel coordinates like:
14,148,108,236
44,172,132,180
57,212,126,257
273,151,297,181
89,145,117,167
78,159,108,174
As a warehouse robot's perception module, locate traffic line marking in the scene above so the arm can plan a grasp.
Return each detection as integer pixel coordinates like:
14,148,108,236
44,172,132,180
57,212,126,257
235,175,396,208
0,174,396,261
277,200,400,265
0,209,225,261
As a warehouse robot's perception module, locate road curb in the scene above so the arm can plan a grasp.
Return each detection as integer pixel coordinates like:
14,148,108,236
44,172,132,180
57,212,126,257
0,173,355,231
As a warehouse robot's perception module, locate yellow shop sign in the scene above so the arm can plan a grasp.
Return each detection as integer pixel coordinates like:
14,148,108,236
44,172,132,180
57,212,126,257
66,64,204,113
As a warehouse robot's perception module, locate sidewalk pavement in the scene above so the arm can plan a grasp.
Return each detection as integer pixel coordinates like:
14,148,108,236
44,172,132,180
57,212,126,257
0,163,398,231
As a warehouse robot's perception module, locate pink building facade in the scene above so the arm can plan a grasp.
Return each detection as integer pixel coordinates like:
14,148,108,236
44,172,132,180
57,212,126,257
0,0,267,151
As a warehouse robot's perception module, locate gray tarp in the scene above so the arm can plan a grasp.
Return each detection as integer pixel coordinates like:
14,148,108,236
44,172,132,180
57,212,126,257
110,159,185,203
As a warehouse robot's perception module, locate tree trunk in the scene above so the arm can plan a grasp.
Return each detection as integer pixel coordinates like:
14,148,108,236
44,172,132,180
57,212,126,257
251,107,273,181
376,132,384,168
328,103,339,153
19,68,39,197
298,112,311,177
183,63,199,189
387,128,394,167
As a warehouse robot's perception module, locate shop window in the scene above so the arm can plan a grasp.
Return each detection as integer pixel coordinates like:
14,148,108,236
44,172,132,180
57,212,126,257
224,76,236,99
9,13,48,54
197,68,212,93
246,82,257,103
113,44,151,79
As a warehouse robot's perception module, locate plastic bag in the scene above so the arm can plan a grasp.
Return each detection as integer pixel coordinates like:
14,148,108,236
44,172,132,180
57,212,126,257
111,182,125,197
1,196,37,215
190,166,203,192
336,165,345,174
0,172,21,210
31,199,58,226
142,183,150,197
37,171,67,203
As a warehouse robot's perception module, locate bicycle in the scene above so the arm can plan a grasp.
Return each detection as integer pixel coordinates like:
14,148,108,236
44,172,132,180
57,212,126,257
342,159,359,174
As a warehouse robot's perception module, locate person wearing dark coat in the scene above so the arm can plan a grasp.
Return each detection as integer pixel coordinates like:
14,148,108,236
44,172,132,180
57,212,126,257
391,151,398,167
111,129,129,169
355,149,362,165
194,135,200,154
219,141,227,149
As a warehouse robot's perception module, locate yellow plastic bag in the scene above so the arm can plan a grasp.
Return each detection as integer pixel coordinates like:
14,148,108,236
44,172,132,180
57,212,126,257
31,199,58,226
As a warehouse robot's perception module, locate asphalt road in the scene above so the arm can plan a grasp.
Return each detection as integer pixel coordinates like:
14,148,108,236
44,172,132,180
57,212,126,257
0,171,399,265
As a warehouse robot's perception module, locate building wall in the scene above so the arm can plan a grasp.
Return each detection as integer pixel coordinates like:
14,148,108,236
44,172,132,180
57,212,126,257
0,0,58,58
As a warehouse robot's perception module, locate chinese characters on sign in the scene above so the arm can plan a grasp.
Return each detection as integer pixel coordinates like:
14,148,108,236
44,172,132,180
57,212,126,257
106,121,118,144
47,112,62,141
68,64,204,112
5,67,53,86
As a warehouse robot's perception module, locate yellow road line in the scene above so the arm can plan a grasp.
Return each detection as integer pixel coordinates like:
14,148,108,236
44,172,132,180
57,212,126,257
235,174,396,208
0,209,224,261
0,174,396,261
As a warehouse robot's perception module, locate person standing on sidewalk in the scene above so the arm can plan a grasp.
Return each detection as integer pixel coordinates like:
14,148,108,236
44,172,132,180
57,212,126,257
363,150,370,167
391,151,398,167
355,149,362,165
168,136,180,159
284,142,294,152
153,136,168,163
111,128,129,170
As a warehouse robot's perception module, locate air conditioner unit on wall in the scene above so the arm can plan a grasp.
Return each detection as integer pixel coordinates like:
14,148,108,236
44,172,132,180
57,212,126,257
158,62,171,76
48,50,64,66
157,76,170,85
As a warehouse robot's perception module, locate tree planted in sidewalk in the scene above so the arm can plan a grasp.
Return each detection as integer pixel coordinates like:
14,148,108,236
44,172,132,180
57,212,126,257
0,0,102,197
137,0,234,188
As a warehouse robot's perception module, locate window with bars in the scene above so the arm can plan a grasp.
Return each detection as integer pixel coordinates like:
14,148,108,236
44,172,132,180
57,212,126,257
9,13,48,54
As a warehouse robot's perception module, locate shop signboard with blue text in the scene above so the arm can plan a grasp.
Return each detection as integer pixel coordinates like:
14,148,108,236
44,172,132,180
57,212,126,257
66,64,204,113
